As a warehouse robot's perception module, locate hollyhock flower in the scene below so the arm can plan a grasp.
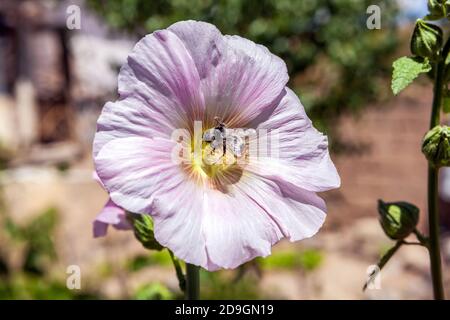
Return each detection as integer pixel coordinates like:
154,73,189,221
93,20,340,270
92,172,131,237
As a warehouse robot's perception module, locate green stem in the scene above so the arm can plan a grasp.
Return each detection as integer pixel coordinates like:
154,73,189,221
428,167,444,299
400,241,424,246
413,228,429,248
185,263,200,300
378,241,402,270
363,241,402,291
425,39,450,300
168,250,186,293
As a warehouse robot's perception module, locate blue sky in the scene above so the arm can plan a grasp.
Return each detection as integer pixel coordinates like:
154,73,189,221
397,0,428,22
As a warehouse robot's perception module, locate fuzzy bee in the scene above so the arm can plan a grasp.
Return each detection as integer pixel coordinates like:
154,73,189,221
203,117,246,158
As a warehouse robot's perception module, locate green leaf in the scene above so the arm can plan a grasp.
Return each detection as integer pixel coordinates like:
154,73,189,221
127,212,163,251
391,56,432,95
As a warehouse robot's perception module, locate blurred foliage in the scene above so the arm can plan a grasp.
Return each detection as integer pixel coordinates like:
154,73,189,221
0,144,12,170
257,248,323,271
298,249,324,271
4,207,58,275
133,282,174,300
88,0,399,137
0,207,100,299
200,270,262,299
127,251,173,272
56,161,71,173
0,275,98,300
126,252,264,299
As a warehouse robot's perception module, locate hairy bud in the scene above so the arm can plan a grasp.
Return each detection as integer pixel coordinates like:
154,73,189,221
411,19,443,60
422,125,450,168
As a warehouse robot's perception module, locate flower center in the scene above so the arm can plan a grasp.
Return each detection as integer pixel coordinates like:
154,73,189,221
190,123,247,181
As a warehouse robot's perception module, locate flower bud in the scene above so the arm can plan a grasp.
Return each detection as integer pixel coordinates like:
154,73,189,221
422,125,450,167
426,0,450,20
378,200,419,240
410,19,443,60
126,212,163,251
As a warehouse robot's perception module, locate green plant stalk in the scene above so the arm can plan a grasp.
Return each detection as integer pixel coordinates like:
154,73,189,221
363,240,402,291
427,167,444,299
426,38,450,300
185,263,200,300
168,250,186,293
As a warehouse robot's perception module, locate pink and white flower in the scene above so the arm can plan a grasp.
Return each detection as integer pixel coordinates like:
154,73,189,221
93,20,340,270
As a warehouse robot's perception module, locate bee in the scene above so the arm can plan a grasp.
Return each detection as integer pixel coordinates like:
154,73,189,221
202,117,246,158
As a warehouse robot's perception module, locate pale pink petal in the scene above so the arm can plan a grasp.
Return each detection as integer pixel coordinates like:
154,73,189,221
168,21,288,127
95,136,209,267
247,88,341,192
201,35,288,127
93,220,108,238
94,96,177,157
168,20,223,79
151,170,324,270
95,136,186,214
92,171,102,185
118,30,205,120
201,172,326,269
94,29,205,157
201,187,282,270
235,175,327,241
93,198,130,238
151,179,208,269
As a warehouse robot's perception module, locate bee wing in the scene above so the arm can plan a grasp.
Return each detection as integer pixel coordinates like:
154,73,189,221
202,129,216,142
211,139,222,149
226,134,245,157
